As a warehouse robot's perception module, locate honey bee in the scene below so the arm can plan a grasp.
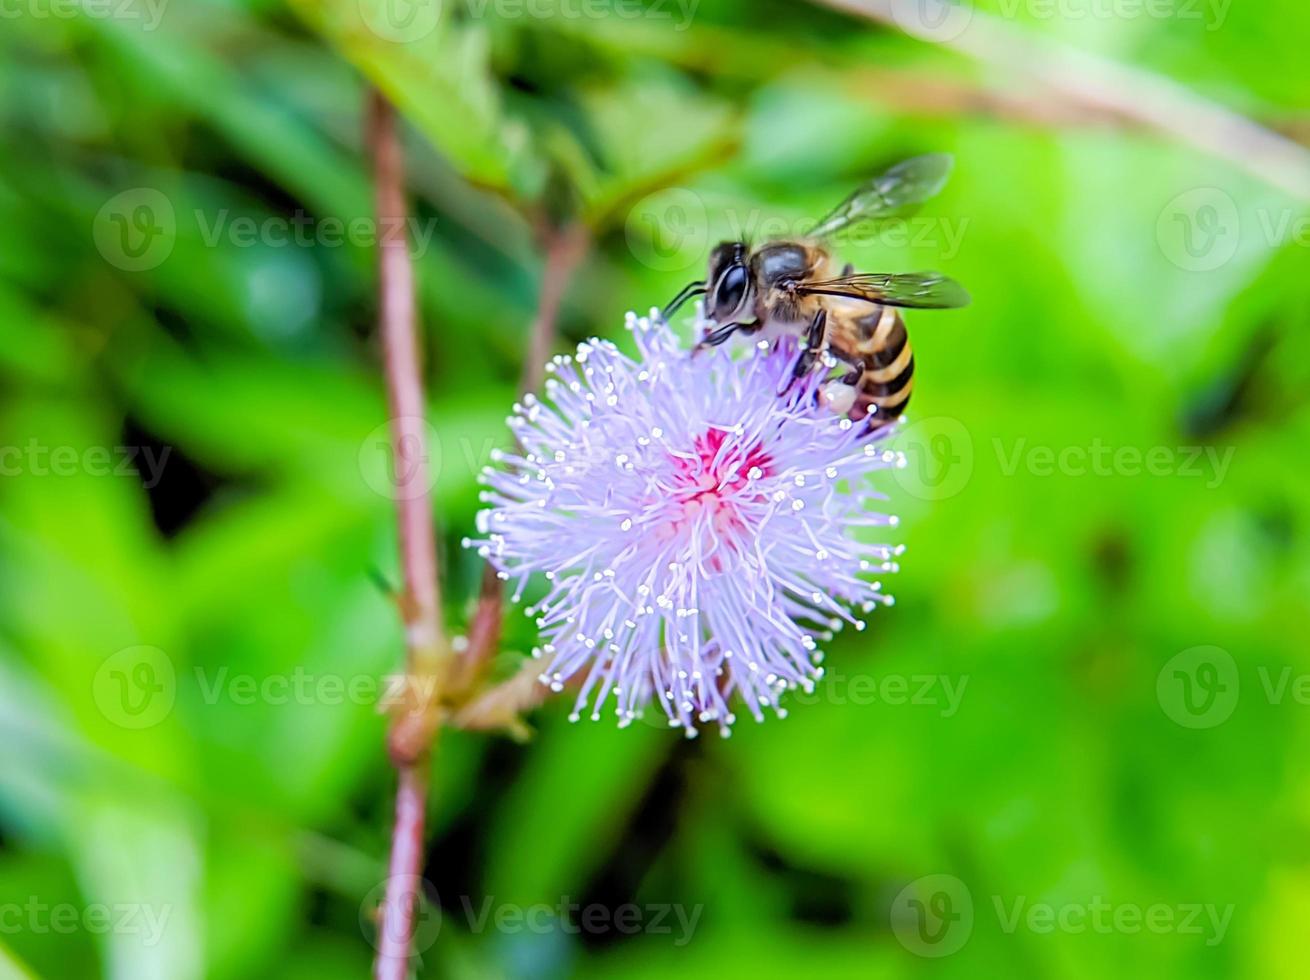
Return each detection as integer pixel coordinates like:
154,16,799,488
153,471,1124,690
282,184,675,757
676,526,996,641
662,154,969,426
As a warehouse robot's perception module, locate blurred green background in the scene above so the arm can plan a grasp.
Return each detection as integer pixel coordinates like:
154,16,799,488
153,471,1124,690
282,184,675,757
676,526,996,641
2,0,1309,977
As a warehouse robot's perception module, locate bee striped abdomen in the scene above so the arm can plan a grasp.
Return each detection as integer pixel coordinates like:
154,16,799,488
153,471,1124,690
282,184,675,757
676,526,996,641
852,305,914,426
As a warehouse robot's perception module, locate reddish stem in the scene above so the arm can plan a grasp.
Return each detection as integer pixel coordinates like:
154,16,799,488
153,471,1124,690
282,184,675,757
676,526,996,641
374,761,430,978
370,90,444,680
367,88,446,980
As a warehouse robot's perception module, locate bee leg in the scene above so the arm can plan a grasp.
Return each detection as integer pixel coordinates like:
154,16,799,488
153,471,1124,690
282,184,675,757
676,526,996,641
819,382,858,416
842,263,854,276
818,351,865,416
793,309,829,379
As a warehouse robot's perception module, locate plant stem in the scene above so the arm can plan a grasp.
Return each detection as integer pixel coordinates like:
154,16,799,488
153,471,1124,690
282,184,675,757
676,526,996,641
369,90,446,681
523,222,591,397
367,87,446,980
454,657,554,737
374,760,431,980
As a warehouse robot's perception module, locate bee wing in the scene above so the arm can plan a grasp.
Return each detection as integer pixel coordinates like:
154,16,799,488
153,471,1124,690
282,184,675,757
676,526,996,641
808,154,954,240
797,272,971,309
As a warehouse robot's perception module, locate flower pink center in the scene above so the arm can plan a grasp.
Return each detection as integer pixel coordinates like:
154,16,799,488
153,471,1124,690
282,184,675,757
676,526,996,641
670,428,773,500
656,430,774,568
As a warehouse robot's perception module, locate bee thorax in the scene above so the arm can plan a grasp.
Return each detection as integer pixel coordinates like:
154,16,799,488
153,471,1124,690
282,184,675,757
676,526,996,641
759,316,809,343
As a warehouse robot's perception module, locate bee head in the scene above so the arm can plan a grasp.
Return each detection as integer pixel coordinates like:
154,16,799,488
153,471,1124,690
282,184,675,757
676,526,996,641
707,241,753,324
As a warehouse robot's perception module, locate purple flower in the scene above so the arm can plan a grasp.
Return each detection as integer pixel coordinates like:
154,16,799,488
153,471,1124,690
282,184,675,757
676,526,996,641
469,312,905,736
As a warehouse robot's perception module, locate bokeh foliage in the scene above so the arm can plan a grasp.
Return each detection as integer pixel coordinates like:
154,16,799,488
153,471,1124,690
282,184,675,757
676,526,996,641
1,0,1308,977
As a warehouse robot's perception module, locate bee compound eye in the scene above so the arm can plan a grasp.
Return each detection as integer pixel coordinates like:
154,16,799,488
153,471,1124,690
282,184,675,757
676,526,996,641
715,265,748,318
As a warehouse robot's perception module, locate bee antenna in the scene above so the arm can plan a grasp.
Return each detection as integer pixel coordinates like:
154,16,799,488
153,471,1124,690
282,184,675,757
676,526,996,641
662,281,707,320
